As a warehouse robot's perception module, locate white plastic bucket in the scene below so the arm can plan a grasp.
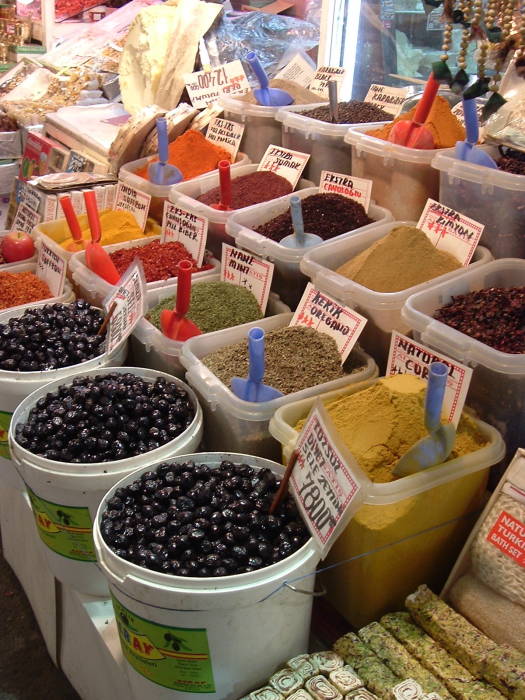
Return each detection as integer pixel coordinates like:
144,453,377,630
9,367,203,597
94,452,320,700
0,260,75,312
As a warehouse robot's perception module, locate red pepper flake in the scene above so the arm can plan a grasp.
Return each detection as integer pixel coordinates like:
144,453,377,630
109,240,213,283
0,270,52,310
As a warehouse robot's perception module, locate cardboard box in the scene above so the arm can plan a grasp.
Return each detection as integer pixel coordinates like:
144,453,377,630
19,131,69,181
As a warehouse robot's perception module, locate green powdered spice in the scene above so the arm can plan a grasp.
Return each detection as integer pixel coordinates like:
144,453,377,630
147,281,263,334
203,326,362,395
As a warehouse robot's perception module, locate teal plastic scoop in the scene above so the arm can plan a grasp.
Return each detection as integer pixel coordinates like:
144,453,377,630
280,196,323,249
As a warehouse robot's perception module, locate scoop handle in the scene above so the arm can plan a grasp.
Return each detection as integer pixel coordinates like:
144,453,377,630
247,327,265,384
83,190,101,244
176,259,193,316
463,97,479,145
156,117,169,165
218,160,232,210
246,51,269,90
413,74,439,125
425,361,448,433
59,195,83,241
290,195,305,246
328,80,339,122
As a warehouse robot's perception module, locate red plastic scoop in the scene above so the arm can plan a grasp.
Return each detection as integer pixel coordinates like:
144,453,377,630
83,191,121,285
59,196,85,252
389,74,439,149
160,259,202,341
210,160,233,211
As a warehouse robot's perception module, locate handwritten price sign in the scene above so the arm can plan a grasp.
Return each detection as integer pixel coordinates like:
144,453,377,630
258,145,310,187
364,84,410,117
319,170,373,212
220,244,274,313
36,240,67,297
114,182,151,232
104,263,145,354
184,60,250,109
417,198,484,265
308,66,346,98
161,202,208,267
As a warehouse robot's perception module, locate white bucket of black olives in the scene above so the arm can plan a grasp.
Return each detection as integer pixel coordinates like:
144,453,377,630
93,452,320,700
8,367,203,597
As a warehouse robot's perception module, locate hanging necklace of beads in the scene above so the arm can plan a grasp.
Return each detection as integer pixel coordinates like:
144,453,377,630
482,0,517,117
514,0,525,77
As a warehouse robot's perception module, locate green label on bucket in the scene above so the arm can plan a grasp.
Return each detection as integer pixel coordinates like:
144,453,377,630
0,410,12,459
27,488,96,562
112,596,215,693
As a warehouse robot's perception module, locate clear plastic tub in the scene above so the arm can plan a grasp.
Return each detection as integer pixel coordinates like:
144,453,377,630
0,260,75,313
345,124,450,220
69,235,220,307
131,272,290,376
119,151,251,223
268,377,505,627
300,221,493,371
432,147,525,259
169,163,315,258
225,187,393,307
402,258,525,469
219,95,282,162
180,312,378,460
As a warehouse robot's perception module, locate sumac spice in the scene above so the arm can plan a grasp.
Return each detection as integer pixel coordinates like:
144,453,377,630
109,240,213,283
196,171,292,209
300,100,391,124
434,287,525,354
0,270,52,310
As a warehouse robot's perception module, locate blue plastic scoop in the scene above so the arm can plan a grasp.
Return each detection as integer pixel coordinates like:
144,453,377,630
148,118,183,185
393,362,457,476
231,327,284,402
280,196,324,249
455,97,497,168
246,51,293,107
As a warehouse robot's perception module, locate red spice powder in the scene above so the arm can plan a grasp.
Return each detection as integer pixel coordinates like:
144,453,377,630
109,240,213,283
0,270,52,310
197,171,292,209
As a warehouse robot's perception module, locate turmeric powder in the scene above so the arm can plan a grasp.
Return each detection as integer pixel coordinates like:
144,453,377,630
59,210,160,251
135,130,233,182
367,96,465,149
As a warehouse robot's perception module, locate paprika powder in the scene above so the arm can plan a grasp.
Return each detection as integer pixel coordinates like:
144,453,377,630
109,240,213,283
0,270,52,310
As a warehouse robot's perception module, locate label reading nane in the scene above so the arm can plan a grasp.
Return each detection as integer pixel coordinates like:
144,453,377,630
161,202,208,267
184,60,250,109
309,66,346,98
290,283,367,361
364,84,410,116
206,117,244,159
114,182,151,232
104,262,146,354
319,170,373,212
417,198,484,266
220,243,274,314
36,240,67,296
487,511,525,568
274,53,316,87
258,145,310,187
11,201,41,234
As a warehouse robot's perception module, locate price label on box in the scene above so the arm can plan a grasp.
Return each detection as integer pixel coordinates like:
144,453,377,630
161,202,208,267
364,84,410,117
308,66,346,98
114,182,151,232
184,60,250,109
386,331,473,427
220,243,274,313
11,202,41,234
319,170,373,212
274,53,316,87
290,283,367,362
36,240,67,297
104,262,146,355
206,118,245,160
258,145,310,187
417,198,484,266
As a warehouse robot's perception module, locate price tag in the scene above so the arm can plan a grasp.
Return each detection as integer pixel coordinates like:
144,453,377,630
417,198,484,266
184,60,250,109
220,243,274,314
308,66,346,98
206,118,245,160
11,202,41,234
452,100,484,127
161,202,208,267
291,402,364,557
364,84,410,117
114,182,151,232
290,283,367,362
36,240,67,297
274,53,316,87
103,262,146,355
319,170,373,213
386,331,473,427
258,145,310,188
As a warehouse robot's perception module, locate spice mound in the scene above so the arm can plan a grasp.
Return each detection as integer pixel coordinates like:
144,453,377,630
295,374,488,483
203,326,356,396
60,210,158,252
366,96,465,149
134,130,233,182
255,193,372,242
497,148,525,176
109,240,213,283
196,171,292,209
336,225,461,292
0,270,52,310
0,300,106,371
147,280,263,335
300,100,391,124
236,79,324,106
101,458,309,576
433,287,525,354
15,372,195,463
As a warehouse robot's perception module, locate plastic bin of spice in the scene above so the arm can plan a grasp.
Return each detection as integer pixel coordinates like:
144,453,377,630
180,312,378,460
226,187,393,307
401,258,525,468
300,220,493,371
431,147,525,259
345,124,449,221
0,260,75,313
169,164,315,258
119,151,251,223
219,96,284,162
69,236,220,307
268,377,505,627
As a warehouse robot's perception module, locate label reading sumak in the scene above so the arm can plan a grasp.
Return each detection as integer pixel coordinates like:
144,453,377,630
221,243,274,313
319,170,373,212
258,145,310,187
0,410,12,459
27,488,96,562
161,202,208,267
112,596,215,693
114,182,151,232
364,84,410,117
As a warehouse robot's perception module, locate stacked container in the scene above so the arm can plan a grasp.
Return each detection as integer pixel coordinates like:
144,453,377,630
218,96,283,162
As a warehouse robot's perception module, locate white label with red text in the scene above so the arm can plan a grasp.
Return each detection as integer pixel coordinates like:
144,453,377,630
220,244,274,314
258,145,310,187
364,84,410,117
161,202,208,267
11,202,41,234
319,170,373,212
274,53,316,87
308,66,346,98
290,283,367,362
184,60,250,109
36,240,66,297
103,262,146,354
386,332,472,427
114,182,151,232
417,198,484,266
206,118,244,160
